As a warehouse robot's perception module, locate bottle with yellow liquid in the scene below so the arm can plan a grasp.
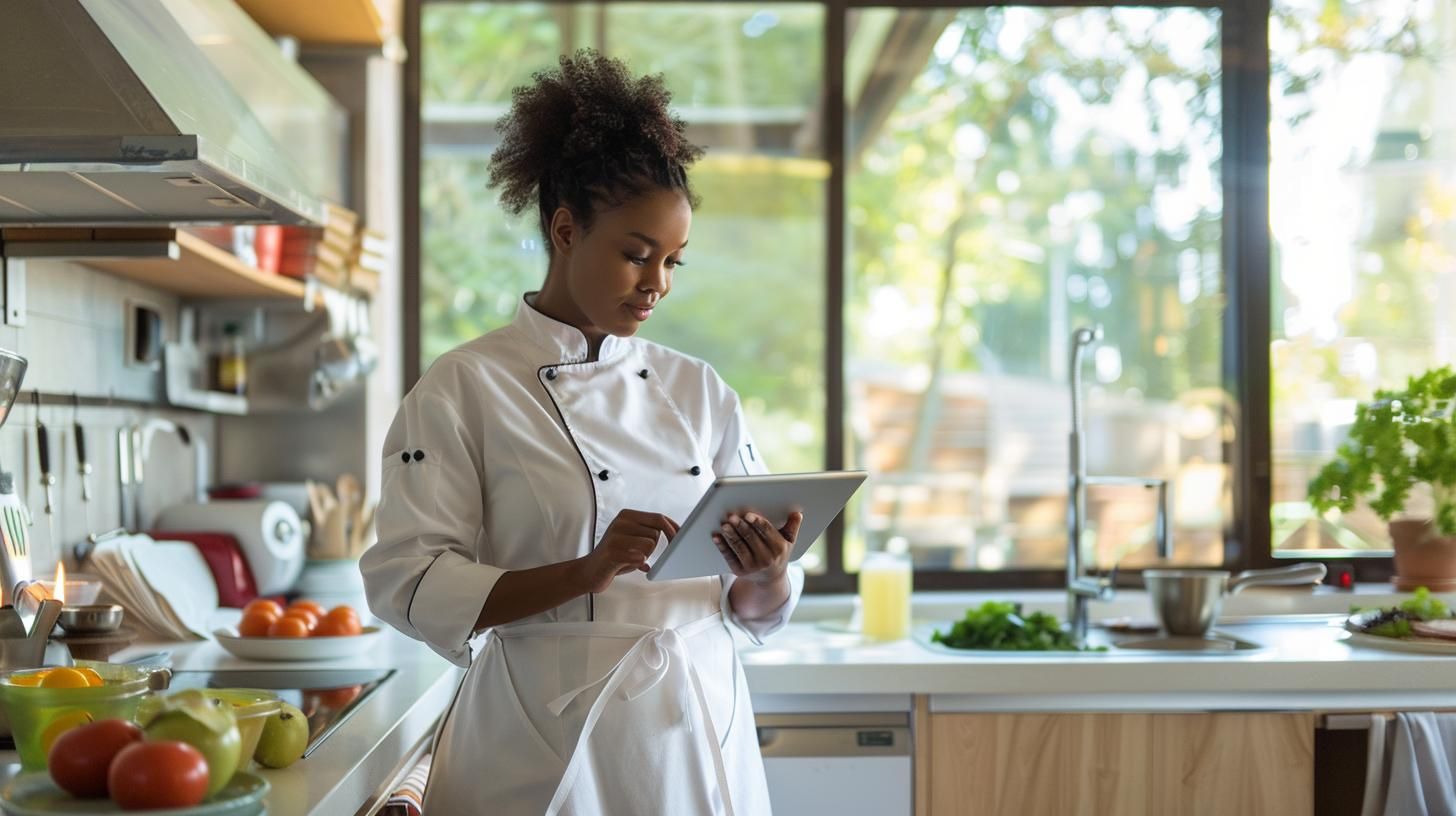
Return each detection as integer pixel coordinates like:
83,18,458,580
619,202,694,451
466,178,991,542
858,551,912,640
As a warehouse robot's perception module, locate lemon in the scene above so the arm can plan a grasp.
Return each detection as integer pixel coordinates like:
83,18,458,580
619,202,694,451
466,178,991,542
7,671,48,687
39,668,92,689
39,710,93,755
76,668,104,687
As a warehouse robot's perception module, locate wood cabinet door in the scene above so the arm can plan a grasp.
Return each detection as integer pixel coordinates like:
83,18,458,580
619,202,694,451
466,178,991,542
926,712,1315,816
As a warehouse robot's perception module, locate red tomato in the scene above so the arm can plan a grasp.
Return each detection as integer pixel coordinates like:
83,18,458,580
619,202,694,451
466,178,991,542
48,719,143,799
108,741,209,810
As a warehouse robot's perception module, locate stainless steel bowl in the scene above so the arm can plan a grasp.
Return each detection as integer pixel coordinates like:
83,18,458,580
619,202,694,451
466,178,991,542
57,604,124,635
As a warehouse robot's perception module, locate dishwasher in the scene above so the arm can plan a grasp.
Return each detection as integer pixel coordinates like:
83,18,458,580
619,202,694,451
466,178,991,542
756,712,914,815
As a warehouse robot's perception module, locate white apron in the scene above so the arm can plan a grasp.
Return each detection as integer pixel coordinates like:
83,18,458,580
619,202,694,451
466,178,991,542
406,319,775,815
425,606,769,815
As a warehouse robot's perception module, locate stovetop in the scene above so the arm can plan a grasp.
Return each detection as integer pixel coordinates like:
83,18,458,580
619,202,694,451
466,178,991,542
167,667,394,757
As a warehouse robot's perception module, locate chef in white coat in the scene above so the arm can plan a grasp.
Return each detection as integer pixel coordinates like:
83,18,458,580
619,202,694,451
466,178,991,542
362,49,804,815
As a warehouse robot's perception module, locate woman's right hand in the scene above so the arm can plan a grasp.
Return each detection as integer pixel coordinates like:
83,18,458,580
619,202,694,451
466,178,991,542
573,509,678,594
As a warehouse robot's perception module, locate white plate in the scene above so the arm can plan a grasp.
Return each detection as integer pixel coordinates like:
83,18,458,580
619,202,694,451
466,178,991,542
1,771,267,815
1343,611,1456,655
212,625,382,661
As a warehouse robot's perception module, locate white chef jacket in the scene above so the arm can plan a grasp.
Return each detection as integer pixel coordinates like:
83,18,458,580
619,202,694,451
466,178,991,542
361,294,803,815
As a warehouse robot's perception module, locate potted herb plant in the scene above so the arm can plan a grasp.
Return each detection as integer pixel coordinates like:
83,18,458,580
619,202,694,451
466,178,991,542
1308,366,1456,587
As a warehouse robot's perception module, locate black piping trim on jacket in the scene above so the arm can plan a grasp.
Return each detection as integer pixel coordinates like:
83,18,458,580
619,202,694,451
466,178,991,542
537,362,600,622
404,550,446,634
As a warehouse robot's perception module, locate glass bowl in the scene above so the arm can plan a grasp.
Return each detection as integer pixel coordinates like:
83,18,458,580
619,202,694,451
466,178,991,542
138,688,282,774
0,660,167,771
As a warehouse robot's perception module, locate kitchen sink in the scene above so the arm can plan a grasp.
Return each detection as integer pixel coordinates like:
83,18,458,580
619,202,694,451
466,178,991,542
914,624,1268,657
1107,632,1265,653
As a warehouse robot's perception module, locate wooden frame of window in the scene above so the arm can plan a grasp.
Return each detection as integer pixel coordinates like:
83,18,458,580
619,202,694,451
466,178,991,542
403,0,1395,593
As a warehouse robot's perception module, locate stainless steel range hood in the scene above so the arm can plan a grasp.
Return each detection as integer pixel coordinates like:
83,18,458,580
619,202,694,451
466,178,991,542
0,0,345,226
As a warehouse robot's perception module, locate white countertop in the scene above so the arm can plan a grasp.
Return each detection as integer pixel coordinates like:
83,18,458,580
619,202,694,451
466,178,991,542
743,587,1456,713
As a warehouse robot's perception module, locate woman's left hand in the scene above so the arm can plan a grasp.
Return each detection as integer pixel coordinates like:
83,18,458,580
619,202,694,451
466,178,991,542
714,511,803,585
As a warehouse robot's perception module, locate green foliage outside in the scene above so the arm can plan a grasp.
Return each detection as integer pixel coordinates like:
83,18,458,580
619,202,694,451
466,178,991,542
848,8,1223,399
418,1,1452,568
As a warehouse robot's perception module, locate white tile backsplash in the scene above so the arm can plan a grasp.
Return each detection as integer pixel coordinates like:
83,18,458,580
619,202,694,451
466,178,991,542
0,260,214,581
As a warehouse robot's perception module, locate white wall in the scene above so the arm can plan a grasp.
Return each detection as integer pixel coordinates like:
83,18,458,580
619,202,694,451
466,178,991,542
0,259,216,582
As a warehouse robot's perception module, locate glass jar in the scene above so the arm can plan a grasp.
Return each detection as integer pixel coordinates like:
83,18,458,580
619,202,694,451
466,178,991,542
858,551,912,641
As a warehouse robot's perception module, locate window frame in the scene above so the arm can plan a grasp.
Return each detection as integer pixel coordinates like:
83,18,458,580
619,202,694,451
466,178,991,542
403,0,1395,593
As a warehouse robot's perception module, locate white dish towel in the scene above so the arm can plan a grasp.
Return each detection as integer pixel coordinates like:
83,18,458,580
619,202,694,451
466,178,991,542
1375,712,1456,816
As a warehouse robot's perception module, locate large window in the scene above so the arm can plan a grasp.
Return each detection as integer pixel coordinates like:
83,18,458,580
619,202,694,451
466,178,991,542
1269,0,1456,556
845,7,1225,573
414,0,1453,589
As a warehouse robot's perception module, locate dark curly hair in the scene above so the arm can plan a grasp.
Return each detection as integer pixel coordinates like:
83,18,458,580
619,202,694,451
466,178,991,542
487,49,704,250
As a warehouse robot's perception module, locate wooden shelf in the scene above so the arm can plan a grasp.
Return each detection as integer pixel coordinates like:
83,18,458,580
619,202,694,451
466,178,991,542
235,0,390,47
83,232,311,302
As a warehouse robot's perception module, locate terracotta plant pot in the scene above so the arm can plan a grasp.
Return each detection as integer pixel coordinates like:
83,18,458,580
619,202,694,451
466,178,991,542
1389,520,1456,586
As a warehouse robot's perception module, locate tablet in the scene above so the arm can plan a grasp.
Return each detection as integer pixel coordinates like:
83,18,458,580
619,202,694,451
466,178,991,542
647,471,868,581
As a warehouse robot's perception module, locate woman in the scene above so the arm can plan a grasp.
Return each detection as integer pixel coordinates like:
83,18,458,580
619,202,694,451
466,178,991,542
362,50,804,815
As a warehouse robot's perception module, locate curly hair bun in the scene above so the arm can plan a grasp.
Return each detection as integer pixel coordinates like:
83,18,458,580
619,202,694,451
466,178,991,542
487,49,704,237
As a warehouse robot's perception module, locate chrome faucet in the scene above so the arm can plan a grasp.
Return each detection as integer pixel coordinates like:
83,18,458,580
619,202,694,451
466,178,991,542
1067,326,1172,645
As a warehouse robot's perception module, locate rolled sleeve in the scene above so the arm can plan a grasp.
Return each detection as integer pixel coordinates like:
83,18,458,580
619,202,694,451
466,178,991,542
361,366,500,668
722,565,804,645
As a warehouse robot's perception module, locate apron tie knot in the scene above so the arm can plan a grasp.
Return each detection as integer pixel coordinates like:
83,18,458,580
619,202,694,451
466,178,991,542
541,614,737,816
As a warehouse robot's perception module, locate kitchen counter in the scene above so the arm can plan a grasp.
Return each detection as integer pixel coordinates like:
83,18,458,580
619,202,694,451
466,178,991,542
2,586,1449,812
744,591,1456,713
0,625,461,816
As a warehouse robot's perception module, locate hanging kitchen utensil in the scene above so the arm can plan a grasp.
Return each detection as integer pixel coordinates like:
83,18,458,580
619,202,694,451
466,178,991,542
0,471,32,607
31,393,56,551
73,393,92,534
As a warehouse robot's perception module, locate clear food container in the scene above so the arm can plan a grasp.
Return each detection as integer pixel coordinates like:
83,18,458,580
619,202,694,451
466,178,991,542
138,688,282,774
0,660,169,771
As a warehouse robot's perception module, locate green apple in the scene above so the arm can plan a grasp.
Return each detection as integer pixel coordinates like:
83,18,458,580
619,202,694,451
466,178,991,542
142,690,242,797
254,702,308,769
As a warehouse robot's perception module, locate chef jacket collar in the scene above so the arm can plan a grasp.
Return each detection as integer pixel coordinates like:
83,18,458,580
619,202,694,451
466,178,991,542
514,292,629,364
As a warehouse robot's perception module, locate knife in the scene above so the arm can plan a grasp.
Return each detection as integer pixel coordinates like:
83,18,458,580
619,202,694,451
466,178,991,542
32,393,55,549
73,393,92,507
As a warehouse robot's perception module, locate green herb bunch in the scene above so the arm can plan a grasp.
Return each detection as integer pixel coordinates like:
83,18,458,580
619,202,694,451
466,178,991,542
931,601,1099,651
1308,366,1456,536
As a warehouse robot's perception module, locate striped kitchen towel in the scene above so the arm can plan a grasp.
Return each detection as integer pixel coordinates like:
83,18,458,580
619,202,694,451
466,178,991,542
378,752,431,816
